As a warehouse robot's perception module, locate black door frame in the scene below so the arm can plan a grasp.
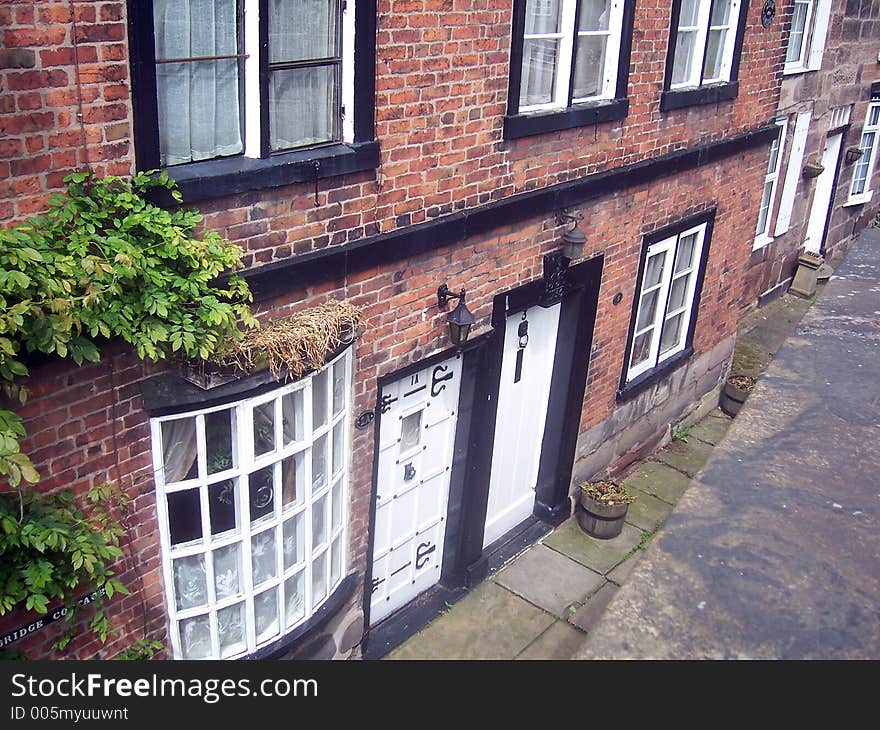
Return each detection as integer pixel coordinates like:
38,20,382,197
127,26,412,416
361,252,603,656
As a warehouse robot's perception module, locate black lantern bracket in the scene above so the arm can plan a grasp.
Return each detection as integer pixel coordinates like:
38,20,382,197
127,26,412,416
437,284,476,346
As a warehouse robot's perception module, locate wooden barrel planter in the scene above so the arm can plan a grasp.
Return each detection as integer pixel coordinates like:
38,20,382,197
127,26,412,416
576,480,635,540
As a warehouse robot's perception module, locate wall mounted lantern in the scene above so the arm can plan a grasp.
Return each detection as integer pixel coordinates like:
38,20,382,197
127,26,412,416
437,285,476,346
557,209,587,259
845,146,864,165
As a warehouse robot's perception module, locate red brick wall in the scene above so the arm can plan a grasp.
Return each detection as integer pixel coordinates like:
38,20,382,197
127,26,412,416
741,0,880,309
0,1,134,221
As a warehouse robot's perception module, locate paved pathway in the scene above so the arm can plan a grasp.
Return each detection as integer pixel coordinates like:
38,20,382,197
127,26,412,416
387,410,730,659
578,228,880,659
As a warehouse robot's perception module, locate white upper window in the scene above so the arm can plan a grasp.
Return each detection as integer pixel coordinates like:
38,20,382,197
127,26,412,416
784,0,831,73
754,117,788,247
669,0,742,89
151,349,351,659
517,0,626,112
152,0,354,166
626,222,707,383
849,102,880,203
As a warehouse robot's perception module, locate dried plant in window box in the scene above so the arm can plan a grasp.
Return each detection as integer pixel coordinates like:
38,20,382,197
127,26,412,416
184,300,361,388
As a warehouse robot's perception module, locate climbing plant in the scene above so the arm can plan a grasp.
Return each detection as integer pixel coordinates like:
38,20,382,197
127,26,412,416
0,170,257,649
0,169,257,487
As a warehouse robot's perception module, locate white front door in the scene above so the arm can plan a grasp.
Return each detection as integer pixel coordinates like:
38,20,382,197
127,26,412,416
369,355,462,625
483,303,561,548
803,131,843,254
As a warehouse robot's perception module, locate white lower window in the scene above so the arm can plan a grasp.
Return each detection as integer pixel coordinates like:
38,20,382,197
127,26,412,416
849,102,880,202
626,222,707,383
151,349,351,659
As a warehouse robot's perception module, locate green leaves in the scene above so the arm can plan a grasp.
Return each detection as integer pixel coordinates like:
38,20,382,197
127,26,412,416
0,169,255,490
1,483,131,652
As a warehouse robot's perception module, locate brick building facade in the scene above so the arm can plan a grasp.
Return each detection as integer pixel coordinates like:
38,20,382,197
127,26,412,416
743,0,880,307
0,0,825,660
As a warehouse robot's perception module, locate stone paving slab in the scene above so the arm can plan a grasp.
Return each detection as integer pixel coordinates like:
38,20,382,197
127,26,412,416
569,582,618,633
607,551,642,586
495,543,605,616
386,581,554,660
687,411,732,446
654,438,715,476
543,518,642,575
515,620,587,660
624,489,672,532
622,461,691,504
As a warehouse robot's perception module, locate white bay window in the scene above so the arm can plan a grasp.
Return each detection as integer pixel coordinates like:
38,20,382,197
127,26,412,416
151,349,351,660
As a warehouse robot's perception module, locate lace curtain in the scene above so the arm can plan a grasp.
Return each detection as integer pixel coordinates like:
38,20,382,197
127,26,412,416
153,0,243,165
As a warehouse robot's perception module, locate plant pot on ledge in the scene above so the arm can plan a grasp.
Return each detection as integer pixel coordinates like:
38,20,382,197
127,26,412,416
575,479,636,540
720,374,756,416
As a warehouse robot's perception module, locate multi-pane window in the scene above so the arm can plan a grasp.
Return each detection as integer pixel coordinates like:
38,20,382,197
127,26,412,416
755,118,788,243
785,0,813,69
783,0,830,73
515,0,626,112
669,0,742,89
849,102,880,201
149,0,353,167
151,350,351,660
626,222,708,383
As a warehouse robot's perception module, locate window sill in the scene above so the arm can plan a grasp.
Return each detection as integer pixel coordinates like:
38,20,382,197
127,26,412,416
752,233,774,251
247,572,358,660
151,141,381,205
782,65,815,76
503,98,629,140
843,191,873,207
616,347,693,403
660,82,739,112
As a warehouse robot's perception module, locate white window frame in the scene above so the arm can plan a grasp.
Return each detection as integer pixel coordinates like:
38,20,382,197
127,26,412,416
847,101,880,205
155,0,354,166
669,0,742,90
625,222,707,383
775,109,812,236
754,117,788,249
151,349,352,660
783,0,831,74
517,0,627,113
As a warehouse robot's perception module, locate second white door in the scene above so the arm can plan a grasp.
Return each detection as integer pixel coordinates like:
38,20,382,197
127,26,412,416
483,303,561,548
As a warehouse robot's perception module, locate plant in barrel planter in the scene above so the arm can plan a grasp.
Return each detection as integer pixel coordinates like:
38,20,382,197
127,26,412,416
720,374,757,417
576,479,636,540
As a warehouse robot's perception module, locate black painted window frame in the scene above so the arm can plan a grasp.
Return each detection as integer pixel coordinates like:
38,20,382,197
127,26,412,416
127,0,378,203
617,207,716,402
660,0,749,112
504,0,636,140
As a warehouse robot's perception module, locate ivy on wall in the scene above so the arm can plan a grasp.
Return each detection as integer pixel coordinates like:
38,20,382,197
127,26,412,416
0,170,258,652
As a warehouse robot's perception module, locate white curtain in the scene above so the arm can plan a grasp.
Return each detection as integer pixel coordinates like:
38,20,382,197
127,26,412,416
153,0,243,165
160,417,198,483
268,0,339,150
519,0,562,107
